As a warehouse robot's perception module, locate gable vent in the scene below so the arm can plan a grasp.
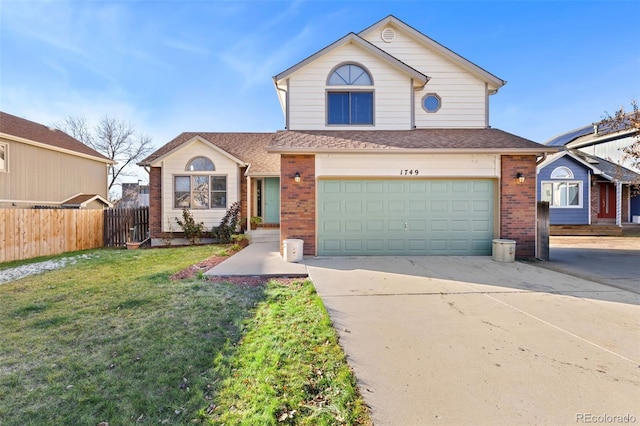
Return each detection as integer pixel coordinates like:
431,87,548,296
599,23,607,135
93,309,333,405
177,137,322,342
381,27,396,43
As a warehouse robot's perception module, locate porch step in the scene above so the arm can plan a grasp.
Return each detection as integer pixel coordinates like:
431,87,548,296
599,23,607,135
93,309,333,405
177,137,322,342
550,225,622,236
249,229,280,244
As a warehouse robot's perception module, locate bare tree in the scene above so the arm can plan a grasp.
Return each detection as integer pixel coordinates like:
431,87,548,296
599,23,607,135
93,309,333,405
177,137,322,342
55,116,153,193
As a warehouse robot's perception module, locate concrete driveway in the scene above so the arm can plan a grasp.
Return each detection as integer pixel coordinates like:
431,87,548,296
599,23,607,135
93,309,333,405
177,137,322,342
305,256,640,425
540,236,640,294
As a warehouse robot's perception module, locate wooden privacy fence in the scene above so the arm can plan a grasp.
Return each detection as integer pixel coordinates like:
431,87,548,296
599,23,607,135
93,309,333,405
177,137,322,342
103,207,149,248
0,208,104,263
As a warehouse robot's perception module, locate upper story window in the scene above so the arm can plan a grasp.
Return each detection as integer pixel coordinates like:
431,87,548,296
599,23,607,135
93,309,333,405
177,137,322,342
0,143,7,172
422,93,442,113
187,156,215,171
327,63,374,125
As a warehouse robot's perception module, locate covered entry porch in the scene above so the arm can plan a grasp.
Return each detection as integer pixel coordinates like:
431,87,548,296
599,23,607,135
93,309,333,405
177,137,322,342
245,176,280,230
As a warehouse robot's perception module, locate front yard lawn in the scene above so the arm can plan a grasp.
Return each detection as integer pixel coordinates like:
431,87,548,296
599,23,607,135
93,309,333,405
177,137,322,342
0,246,370,425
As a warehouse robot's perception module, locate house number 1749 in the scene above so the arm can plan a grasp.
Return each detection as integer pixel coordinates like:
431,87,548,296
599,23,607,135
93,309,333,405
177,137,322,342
400,169,420,175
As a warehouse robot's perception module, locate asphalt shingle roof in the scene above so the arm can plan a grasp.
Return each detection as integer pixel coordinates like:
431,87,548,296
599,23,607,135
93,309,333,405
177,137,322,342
570,149,640,183
139,132,280,175
267,129,553,153
0,111,111,162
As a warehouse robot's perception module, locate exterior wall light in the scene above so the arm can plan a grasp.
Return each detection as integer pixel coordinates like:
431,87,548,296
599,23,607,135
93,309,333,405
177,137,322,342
294,172,301,183
516,172,525,184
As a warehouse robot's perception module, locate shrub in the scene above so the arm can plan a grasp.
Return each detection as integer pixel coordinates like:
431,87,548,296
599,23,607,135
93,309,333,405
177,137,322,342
175,208,206,245
212,202,241,243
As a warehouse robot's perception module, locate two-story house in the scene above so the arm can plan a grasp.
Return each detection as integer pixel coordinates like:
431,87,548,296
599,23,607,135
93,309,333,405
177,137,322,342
140,15,554,258
0,111,113,209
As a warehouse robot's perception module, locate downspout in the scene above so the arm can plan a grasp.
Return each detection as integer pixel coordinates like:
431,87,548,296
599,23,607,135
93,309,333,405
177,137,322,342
587,170,591,225
536,153,548,165
246,173,252,233
616,181,622,226
274,78,289,130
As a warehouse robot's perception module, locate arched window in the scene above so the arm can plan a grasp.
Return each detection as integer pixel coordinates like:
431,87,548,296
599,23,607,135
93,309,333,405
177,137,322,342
175,156,226,210
550,166,573,179
327,63,374,125
541,166,581,208
328,64,372,86
186,156,215,172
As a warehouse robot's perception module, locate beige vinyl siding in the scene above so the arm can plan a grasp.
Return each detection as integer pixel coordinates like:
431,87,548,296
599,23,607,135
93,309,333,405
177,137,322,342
316,153,501,178
363,28,489,128
287,43,414,130
159,139,240,232
0,138,108,207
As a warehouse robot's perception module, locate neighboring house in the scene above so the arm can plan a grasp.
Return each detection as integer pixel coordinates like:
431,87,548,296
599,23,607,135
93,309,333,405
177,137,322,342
118,182,150,208
140,15,555,258
0,111,114,209
543,117,640,226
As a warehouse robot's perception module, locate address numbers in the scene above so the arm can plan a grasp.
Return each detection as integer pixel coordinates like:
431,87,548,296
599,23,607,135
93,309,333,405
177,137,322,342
400,169,420,176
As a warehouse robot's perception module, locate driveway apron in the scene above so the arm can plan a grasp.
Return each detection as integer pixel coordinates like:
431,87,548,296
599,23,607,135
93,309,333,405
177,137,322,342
305,256,640,426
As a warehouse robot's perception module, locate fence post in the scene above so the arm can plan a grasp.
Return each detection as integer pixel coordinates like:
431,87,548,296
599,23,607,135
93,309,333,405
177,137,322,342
537,201,550,260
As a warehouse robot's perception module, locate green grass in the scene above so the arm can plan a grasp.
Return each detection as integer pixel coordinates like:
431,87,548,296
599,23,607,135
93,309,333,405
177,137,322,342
0,246,370,425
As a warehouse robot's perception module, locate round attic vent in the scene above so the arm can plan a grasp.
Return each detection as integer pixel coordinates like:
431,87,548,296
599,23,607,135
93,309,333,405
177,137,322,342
381,27,396,43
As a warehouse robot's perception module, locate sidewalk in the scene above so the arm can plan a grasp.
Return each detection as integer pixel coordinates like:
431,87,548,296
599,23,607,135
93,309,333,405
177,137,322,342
204,240,308,278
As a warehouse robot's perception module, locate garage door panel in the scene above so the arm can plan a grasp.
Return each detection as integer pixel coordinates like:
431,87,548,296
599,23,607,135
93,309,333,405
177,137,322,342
323,220,341,232
451,220,469,231
318,179,494,255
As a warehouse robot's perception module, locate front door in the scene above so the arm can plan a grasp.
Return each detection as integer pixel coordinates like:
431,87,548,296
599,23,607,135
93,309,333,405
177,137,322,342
264,178,280,224
598,183,616,219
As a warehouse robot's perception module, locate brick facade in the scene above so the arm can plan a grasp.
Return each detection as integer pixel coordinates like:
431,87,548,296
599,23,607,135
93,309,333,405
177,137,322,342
149,166,162,237
280,155,316,255
500,155,538,258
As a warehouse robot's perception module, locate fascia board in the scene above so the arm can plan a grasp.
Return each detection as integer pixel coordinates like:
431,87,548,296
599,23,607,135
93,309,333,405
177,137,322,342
359,15,506,91
0,132,115,165
267,147,557,155
566,128,638,149
146,135,247,167
273,33,428,86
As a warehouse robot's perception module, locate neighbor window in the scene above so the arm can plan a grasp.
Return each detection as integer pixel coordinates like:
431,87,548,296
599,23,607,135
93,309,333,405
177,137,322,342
174,175,227,209
0,143,6,172
541,181,582,207
327,64,374,125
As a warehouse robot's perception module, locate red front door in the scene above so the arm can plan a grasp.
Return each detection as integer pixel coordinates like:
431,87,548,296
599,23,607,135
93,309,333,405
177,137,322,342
598,183,616,219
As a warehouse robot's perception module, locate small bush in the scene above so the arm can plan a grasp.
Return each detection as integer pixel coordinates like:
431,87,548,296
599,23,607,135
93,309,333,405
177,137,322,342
175,208,206,245
212,202,241,243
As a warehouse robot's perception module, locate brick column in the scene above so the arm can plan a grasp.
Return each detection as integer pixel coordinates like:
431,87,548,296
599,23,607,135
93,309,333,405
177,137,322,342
280,155,316,255
500,155,537,258
149,167,162,238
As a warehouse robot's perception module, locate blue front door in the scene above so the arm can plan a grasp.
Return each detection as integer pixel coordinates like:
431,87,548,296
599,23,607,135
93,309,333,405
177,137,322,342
264,178,280,224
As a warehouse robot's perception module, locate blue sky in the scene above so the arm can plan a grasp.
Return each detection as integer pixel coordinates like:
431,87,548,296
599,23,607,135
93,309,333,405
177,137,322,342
2,0,639,182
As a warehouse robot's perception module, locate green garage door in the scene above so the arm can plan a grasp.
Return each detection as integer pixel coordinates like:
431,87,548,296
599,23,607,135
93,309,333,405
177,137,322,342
318,179,495,256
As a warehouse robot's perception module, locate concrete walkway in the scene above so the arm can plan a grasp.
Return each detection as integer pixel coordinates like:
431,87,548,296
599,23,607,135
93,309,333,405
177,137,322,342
204,240,307,277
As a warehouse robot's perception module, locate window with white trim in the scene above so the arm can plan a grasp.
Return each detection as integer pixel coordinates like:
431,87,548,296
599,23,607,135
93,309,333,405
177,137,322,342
0,143,7,172
327,64,374,125
541,167,582,207
174,156,227,209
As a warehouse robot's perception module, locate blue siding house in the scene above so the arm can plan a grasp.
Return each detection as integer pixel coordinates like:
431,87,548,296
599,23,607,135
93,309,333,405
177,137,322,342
537,149,640,226
538,152,591,225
